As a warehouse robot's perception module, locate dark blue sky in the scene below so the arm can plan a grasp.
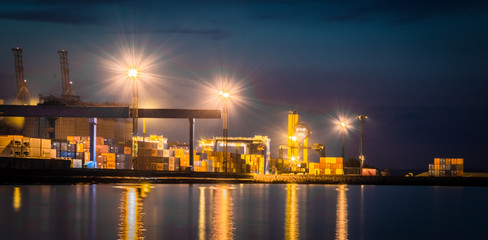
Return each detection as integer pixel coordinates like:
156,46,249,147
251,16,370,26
1,0,487,169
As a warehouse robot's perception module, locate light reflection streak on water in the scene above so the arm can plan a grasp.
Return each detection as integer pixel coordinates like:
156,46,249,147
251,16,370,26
199,187,206,240
117,185,151,240
211,185,234,240
335,185,348,240
285,184,298,240
13,187,21,211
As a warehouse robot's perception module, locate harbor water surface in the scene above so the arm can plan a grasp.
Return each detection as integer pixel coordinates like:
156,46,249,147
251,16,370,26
1,184,486,240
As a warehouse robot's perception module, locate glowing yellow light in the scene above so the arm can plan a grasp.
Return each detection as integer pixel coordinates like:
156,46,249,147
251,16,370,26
13,187,21,211
199,187,206,240
212,185,234,239
128,69,138,78
285,184,299,240
336,185,348,240
340,122,346,128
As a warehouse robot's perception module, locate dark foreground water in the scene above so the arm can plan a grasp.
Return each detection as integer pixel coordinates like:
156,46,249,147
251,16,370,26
1,184,486,240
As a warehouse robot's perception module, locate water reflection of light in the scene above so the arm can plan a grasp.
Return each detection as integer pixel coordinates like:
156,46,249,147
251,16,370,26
199,187,206,240
285,184,299,240
117,184,152,240
336,185,348,240
13,187,21,211
211,185,234,240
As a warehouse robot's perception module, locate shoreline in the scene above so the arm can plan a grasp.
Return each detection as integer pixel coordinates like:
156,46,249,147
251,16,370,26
1,169,488,186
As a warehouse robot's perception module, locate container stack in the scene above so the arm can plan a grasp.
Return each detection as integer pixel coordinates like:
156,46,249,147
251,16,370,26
192,151,263,173
428,158,464,177
51,136,133,169
308,157,344,175
0,135,52,159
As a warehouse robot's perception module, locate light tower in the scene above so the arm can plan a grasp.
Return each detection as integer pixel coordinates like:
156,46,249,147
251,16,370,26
58,50,80,103
340,121,347,161
358,115,367,171
11,47,32,105
219,90,230,172
129,68,139,168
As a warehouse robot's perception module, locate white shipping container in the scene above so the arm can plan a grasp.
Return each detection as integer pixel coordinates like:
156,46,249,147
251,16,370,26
72,159,83,168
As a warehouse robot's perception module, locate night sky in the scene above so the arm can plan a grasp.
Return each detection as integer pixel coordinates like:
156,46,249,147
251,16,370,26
1,0,487,170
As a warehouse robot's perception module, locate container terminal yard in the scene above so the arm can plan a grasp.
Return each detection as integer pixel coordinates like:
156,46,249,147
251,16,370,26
0,47,486,186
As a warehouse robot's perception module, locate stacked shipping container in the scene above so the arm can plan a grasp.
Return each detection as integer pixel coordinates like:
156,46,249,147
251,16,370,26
308,157,344,175
51,136,132,169
0,135,53,159
428,158,464,177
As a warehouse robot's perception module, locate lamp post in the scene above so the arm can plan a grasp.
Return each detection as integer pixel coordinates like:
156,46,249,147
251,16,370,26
129,68,138,169
358,115,367,173
219,90,230,173
340,121,347,162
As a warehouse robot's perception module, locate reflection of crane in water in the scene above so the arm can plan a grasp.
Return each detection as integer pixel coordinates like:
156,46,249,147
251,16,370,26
115,184,152,240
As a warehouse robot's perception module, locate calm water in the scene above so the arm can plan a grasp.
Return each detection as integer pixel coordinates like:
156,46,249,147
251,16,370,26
1,184,486,240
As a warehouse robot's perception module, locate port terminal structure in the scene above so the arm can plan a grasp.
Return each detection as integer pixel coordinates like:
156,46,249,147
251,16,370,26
0,105,221,171
279,110,325,173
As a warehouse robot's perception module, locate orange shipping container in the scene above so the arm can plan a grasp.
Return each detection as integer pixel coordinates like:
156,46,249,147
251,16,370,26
434,158,440,165
107,162,115,169
124,147,131,155
102,153,116,162
156,163,163,170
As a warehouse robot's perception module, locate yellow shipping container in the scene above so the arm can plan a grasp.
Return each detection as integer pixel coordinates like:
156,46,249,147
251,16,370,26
336,169,344,175
434,158,440,165
76,143,84,153
0,136,12,146
30,148,41,158
41,139,51,149
50,149,57,159
325,169,331,175
30,138,41,148
41,148,51,158
84,152,90,163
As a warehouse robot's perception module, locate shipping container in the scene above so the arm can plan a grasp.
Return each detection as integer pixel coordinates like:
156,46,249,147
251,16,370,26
72,159,83,168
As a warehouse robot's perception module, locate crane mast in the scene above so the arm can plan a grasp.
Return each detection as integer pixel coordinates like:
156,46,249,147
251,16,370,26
12,47,32,105
58,50,79,103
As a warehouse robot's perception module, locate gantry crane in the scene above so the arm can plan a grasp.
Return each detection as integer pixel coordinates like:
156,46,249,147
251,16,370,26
11,47,32,105
58,50,80,103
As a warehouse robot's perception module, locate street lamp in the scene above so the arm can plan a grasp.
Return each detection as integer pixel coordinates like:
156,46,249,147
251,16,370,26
129,68,138,169
357,115,367,172
219,90,230,172
340,121,347,162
